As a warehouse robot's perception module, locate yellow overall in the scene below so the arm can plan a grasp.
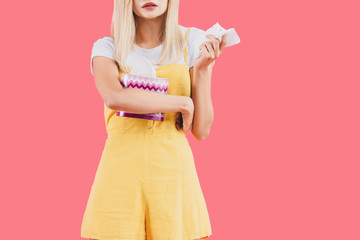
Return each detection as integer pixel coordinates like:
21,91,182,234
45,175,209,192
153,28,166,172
81,28,212,240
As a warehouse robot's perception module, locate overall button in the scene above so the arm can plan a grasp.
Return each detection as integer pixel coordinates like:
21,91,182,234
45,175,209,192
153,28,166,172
147,126,151,129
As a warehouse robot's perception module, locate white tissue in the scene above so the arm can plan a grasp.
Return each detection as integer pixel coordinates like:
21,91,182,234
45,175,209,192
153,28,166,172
193,22,240,60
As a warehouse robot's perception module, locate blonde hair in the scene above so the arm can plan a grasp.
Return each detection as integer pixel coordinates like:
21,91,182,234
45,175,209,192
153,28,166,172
110,0,186,73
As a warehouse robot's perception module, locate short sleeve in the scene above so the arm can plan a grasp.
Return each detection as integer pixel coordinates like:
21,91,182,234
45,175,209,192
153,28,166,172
187,27,216,69
90,36,116,75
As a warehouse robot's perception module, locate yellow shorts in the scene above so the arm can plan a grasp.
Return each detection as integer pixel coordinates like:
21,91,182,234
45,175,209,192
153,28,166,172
81,130,212,240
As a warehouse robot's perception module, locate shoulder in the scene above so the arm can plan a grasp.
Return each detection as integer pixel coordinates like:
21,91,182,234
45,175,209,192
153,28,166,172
187,26,206,43
93,36,114,47
90,36,116,75
178,25,205,42
92,36,115,55
178,26,205,69
178,25,188,37
91,36,115,62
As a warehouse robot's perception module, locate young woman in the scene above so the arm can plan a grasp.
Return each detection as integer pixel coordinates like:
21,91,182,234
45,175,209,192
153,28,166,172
81,0,226,239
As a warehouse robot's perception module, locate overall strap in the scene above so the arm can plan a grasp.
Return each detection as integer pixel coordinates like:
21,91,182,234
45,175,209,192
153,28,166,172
184,27,191,67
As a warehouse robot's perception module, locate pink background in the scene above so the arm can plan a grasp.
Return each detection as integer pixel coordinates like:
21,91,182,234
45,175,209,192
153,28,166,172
1,0,359,239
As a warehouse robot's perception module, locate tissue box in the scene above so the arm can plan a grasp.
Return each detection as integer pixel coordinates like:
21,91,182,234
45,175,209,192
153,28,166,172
116,73,169,121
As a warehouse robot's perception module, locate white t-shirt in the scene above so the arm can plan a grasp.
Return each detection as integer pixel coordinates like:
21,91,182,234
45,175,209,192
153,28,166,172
90,25,215,76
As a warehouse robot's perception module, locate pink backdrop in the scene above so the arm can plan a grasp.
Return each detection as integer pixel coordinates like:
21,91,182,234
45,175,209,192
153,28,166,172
1,0,359,239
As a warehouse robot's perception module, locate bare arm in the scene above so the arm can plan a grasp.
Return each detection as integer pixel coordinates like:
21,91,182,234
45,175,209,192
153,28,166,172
190,66,214,141
92,56,191,114
189,33,227,141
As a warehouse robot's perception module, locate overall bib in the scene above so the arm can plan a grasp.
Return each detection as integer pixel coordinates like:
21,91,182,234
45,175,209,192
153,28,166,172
81,28,212,240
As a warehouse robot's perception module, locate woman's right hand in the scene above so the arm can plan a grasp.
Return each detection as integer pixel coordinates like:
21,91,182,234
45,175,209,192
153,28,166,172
175,97,194,133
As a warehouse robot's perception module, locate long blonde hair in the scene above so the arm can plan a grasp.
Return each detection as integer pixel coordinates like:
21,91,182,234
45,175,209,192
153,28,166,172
110,0,185,73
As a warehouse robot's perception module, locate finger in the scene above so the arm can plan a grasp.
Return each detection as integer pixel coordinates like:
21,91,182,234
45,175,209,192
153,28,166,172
206,34,220,58
199,43,206,53
203,44,211,59
195,44,204,60
199,44,208,58
186,123,192,132
219,34,227,51
184,120,193,132
199,42,208,51
204,42,215,59
183,125,189,133
200,43,210,60
205,34,216,49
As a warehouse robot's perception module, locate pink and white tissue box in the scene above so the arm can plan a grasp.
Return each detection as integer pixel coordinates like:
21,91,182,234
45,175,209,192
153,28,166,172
116,73,169,121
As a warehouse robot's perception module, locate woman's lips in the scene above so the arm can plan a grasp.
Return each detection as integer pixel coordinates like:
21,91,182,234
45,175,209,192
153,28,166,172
142,2,157,8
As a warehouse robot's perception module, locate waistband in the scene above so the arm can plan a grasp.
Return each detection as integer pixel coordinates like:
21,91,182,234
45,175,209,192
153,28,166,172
106,115,187,139
107,126,186,140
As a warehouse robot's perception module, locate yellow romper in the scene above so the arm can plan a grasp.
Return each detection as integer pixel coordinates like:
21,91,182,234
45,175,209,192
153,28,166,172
81,27,212,240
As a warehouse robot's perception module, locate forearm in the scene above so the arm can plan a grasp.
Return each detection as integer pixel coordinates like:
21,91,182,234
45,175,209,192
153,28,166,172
191,66,214,139
107,88,187,114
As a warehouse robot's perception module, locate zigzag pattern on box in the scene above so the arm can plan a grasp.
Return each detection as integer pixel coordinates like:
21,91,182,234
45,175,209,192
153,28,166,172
121,74,169,93
117,73,169,121
124,82,168,93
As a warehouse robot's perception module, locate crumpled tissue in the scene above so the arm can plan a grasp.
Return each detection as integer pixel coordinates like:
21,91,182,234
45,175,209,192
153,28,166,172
193,22,240,60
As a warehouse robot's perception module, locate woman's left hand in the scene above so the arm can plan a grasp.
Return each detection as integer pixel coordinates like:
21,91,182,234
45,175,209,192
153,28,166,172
193,34,227,71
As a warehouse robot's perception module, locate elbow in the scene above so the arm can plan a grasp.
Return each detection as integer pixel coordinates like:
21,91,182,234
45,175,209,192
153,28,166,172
193,121,213,141
196,134,208,141
104,91,124,110
104,97,116,110
105,97,123,110
193,129,210,141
